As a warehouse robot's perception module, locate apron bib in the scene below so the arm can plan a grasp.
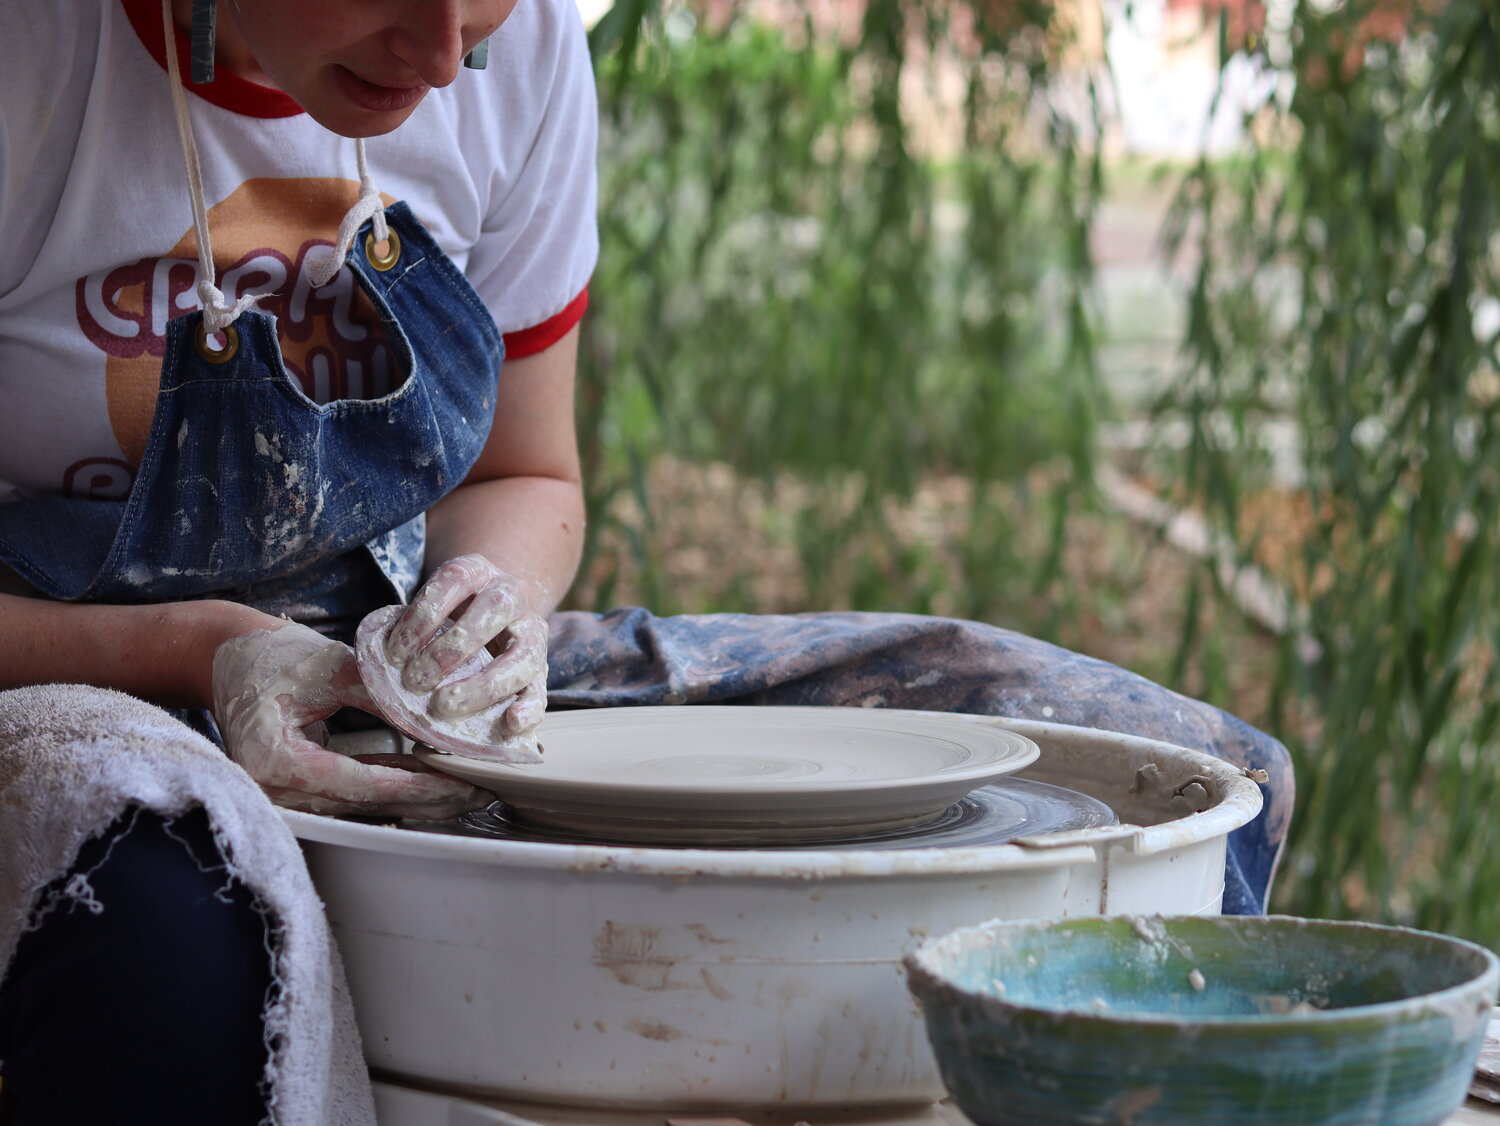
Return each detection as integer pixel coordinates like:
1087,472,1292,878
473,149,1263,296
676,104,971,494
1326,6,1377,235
0,203,502,632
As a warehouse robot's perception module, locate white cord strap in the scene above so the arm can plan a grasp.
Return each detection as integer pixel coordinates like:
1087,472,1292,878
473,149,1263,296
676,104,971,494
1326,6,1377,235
160,0,262,333
304,140,391,289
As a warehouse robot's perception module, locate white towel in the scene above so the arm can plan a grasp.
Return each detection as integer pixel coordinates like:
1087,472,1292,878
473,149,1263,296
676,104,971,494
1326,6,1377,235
0,683,376,1126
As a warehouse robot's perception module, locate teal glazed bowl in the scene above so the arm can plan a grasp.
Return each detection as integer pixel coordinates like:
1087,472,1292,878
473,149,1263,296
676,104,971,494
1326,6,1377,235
904,915,1499,1126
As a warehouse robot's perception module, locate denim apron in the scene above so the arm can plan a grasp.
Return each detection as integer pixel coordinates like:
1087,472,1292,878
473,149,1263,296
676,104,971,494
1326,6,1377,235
0,203,501,638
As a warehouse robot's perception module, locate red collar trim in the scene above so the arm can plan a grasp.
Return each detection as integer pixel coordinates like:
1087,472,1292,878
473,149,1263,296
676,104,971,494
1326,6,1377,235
121,0,305,119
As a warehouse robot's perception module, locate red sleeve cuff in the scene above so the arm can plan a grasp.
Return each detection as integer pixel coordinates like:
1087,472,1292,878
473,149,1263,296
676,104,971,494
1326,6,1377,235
502,287,589,361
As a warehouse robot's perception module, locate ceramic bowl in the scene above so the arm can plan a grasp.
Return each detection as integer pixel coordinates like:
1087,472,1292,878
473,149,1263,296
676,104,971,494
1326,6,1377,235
904,915,1499,1126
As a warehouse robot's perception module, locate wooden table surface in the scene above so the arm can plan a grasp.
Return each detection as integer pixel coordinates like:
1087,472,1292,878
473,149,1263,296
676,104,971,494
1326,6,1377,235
1450,1101,1500,1125
373,1008,1500,1126
373,1087,1500,1125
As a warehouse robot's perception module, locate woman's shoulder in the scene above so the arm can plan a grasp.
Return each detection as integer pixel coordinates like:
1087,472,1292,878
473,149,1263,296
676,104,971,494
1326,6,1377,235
419,0,597,203
0,2,106,119
0,1,100,49
0,4,118,296
409,0,599,337
497,0,593,59
439,0,593,119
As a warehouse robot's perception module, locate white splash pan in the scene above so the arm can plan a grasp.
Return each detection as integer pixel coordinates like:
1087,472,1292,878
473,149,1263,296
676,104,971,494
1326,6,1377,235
285,718,1263,1110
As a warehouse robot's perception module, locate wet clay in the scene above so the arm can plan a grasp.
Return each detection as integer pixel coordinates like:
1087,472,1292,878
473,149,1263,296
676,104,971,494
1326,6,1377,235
355,605,542,762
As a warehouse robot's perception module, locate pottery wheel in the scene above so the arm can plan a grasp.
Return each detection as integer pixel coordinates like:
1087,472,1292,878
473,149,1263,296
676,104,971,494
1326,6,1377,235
410,706,1040,845
410,777,1117,850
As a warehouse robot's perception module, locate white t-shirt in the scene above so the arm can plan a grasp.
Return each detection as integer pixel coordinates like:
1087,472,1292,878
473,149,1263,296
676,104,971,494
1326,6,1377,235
0,0,598,502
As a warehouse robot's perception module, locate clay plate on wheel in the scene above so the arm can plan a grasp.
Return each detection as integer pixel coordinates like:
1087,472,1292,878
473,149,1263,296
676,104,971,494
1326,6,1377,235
355,605,542,763
411,705,1040,844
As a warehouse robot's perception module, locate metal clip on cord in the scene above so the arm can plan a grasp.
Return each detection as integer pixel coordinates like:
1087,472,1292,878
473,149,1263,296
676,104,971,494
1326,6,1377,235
189,0,216,84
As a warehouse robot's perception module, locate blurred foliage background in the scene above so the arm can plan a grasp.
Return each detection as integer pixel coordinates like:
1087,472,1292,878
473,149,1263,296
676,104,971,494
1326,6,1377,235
566,0,1500,948
574,0,1106,625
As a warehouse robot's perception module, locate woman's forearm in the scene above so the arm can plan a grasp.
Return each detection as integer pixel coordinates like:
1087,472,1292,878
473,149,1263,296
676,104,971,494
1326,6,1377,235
421,475,585,616
0,594,281,710
0,468,586,713
421,326,587,618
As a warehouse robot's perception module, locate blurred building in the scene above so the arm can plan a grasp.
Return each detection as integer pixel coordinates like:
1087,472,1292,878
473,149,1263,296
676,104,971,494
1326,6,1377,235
1103,0,1276,156
579,0,1278,158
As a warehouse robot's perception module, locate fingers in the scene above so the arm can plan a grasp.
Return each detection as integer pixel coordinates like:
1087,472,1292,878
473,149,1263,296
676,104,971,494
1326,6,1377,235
214,618,498,816
401,581,523,694
265,780,491,821
498,678,547,737
375,555,548,726
386,554,505,676
258,731,491,809
464,729,542,763
430,618,548,719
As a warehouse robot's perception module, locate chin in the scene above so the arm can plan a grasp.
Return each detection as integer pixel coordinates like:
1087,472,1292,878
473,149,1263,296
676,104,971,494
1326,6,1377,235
309,101,423,139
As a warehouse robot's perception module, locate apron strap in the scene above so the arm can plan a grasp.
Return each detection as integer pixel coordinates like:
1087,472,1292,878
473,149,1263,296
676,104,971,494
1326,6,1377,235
159,0,262,334
157,0,392,320
305,141,391,289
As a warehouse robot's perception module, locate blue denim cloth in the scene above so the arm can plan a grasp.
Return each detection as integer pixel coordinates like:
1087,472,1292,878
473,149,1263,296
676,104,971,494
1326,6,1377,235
0,202,500,619
547,608,1293,914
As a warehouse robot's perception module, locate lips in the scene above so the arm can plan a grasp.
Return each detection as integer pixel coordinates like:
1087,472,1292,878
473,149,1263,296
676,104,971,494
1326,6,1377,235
334,66,428,113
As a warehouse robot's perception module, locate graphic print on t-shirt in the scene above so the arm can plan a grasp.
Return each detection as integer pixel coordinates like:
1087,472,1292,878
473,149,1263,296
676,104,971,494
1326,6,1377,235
72,177,402,495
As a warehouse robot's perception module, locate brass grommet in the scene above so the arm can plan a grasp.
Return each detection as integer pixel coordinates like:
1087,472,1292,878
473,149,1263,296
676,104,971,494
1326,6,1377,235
365,228,402,272
194,321,240,364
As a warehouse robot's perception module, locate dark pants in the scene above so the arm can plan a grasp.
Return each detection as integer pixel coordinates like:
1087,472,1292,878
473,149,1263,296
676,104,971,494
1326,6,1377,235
0,807,273,1126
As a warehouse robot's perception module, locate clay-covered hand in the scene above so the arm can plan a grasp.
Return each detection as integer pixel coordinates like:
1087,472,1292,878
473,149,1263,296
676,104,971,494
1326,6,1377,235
212,621,492,818
382,554,548,744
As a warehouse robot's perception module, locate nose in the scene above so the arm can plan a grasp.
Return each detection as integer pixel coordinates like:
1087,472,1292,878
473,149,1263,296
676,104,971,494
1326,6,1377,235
387,1,468,88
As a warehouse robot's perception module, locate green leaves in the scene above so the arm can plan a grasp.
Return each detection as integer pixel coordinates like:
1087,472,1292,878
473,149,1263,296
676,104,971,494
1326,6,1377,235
1165,0,1500,942
577,2,1100,623
576,0,1500,945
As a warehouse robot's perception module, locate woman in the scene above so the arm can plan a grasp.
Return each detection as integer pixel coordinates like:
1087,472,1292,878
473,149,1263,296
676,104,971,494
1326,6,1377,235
0,1,589,1121
0,2,1292,1123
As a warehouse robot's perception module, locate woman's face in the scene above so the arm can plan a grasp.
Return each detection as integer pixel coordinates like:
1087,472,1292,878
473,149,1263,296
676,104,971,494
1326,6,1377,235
204,0,520,136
